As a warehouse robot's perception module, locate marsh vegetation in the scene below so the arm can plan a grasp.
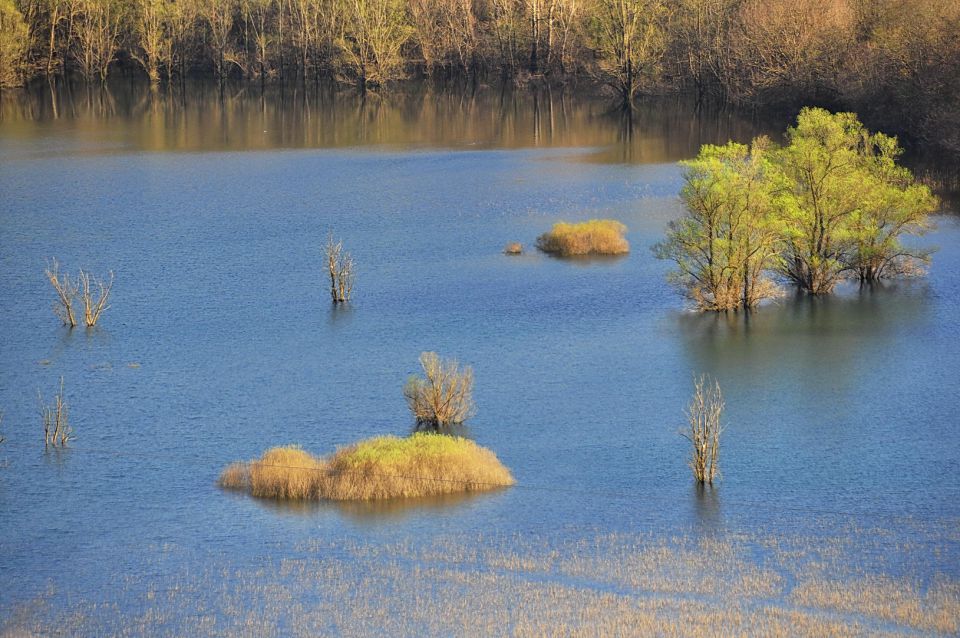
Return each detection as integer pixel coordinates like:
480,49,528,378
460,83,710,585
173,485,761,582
536,219,629,257
219,433,514,501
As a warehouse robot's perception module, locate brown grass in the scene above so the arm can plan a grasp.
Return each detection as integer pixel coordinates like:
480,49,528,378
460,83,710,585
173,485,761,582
218,446,328,500
7,528,959,637
536,219,630,256
318,433,514,500
218,434,514,502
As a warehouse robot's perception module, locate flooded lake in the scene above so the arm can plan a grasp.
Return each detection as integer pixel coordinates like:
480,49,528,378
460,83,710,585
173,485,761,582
1,82,959,635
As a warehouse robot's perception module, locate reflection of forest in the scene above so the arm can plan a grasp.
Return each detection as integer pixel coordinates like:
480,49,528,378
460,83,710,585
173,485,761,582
0,82,776,160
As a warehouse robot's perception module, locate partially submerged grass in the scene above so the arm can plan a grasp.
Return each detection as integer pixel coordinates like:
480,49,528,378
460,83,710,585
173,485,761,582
6,527,959,637
218,447,326,500
319,433,514,500
218,433,514,502
536,219,630,256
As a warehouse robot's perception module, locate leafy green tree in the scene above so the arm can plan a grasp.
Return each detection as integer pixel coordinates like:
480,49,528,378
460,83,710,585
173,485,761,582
776,107,937,293
0,0,30,87
655,138,785,311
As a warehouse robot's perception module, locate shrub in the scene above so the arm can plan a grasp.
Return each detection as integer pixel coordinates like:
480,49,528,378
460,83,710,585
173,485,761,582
536,219,630,256
326,233,354,303
403,352,475,430
45,259,114,327
218,433,514,502
39,377,71,448
504,242,523,255
681,375,724,485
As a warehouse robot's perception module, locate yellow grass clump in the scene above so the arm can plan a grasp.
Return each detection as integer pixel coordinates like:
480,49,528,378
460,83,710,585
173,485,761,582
536,219,630,256
319,433,514,500
218,434,514,502
217,446,327,500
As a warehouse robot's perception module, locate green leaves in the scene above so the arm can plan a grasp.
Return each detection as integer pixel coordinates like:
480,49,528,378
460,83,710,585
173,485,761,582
657,108,939,310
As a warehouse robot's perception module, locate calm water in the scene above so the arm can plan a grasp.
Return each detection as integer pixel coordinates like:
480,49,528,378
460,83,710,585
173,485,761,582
1,83,959,629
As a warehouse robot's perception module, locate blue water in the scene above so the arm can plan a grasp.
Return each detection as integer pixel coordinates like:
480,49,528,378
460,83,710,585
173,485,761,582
1,86,959,622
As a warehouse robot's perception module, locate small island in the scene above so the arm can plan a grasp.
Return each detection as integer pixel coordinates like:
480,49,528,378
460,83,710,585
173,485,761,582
219,433,515,501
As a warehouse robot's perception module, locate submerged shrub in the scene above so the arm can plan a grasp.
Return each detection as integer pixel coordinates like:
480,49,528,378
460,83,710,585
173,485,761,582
326,233,354,303
504,242,523,255
536,219,630,256
218,433,514,502
403,352,475,430
681,376,724,485
45,259,114,327
39,377,71,448
318,433,515,500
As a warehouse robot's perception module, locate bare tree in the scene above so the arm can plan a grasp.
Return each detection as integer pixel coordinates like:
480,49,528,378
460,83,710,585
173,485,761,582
680,375,723,485
46,258,79,328
326,233,354,303
40,377,72,448
78,268,113,327
75,0,126,81
403,351,475,430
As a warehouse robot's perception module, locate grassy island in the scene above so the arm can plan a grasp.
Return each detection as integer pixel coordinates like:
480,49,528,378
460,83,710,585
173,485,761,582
536,220,630,256
219,433,514,501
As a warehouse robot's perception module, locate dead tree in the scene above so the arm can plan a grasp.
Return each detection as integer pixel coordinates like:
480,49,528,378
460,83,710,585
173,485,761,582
326,233,355,303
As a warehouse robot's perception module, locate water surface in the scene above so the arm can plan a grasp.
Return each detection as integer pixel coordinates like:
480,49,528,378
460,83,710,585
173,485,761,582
1,83,958,633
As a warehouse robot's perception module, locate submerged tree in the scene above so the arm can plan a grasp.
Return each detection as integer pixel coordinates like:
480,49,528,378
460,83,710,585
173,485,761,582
658,108,938,308
403,352,475,430
326,233,354,303
681,375,723,485
776,107,937,293
655,138,784,311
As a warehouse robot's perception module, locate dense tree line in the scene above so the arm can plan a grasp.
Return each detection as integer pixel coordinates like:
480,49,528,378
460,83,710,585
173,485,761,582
1,0,958,149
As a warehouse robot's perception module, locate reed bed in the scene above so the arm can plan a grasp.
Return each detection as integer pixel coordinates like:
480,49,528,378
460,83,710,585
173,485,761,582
218,434,514,502
6,527,958,637
536,219,630,256
319,433,514,500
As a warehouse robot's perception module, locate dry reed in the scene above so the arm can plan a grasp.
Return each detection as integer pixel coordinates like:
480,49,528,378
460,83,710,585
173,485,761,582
536,219,630,256
403,352,475,429
318,433,515,500
39,377,71,448
326,233,354,303
248,447,326,500
218,433,513,502
681,375,724,485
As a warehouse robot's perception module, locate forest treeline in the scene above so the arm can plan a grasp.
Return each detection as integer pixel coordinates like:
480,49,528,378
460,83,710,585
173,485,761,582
1,0,959,150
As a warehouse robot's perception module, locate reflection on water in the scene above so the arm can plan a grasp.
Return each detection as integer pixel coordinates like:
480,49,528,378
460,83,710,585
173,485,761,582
677,281,932,387
327,489,504,523
0,80,774,163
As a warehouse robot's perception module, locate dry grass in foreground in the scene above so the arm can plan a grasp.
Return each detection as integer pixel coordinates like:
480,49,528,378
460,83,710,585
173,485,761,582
536,219,630,256
218,433,514,502
5,527,959,637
